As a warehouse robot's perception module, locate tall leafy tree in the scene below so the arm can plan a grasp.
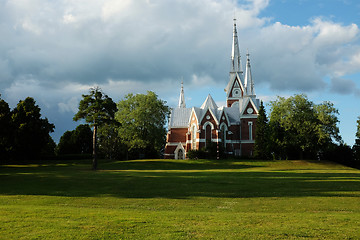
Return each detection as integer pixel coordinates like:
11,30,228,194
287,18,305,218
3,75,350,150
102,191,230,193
73,87,117,170
11,97,55,160
73,124,93,154
314,101,342,145
254,101,271,159
115,91,170,159
98,122,125,160
269,94,341,159
57,124,92,155
57,131,75,155
353,117,360,161
0,96,12,161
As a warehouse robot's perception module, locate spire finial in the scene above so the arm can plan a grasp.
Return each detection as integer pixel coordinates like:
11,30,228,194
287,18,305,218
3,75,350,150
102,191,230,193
178,79,186,108
231,18,242,74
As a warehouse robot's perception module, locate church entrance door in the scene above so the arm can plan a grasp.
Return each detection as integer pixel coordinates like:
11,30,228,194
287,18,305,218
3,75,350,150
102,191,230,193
177,149,184,159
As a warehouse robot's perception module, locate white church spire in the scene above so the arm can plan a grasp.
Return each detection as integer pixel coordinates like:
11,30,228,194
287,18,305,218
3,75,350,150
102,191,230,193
178,80,186,108
231,18,242,74
244,50,255,96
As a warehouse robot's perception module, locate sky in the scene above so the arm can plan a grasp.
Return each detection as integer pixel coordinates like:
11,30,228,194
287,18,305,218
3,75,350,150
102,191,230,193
1,0,360,145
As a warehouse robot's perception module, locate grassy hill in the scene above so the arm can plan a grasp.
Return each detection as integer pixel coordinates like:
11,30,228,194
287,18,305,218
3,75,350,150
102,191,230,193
1,159,359,239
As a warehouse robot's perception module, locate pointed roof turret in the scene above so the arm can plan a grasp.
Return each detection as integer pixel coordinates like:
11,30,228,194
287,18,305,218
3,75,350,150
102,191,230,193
178,80,186,108
244,50,255,96
201,94,218,109
230,18,242,74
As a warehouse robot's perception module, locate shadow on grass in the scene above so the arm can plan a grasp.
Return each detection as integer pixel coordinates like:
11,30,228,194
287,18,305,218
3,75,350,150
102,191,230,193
1,159,360,199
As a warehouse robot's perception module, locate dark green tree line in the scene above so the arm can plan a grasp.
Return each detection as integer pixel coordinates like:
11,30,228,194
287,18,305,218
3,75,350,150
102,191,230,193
0,96,12,160
0,96,55,162
353,117,360,161
56,124,92,156
255,94,342,160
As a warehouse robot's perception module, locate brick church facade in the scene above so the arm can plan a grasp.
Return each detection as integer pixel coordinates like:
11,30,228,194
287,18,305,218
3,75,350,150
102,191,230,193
164,20,261,159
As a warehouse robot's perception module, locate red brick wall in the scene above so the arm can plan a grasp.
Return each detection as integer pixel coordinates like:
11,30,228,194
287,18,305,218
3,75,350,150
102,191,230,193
241,143,254,157
164,145,176,158
241,118,257,140
228,125,240,140
164,128,188,159
167,128,188,143
226,99,239,108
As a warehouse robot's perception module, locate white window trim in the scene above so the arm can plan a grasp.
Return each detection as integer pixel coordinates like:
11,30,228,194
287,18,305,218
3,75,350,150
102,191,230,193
248,121,253,140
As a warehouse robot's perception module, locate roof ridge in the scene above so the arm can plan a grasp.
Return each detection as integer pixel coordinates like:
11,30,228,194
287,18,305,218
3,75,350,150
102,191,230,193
200,94,218,109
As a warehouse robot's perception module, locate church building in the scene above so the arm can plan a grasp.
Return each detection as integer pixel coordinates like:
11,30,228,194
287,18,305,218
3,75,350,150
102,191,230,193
164,20,261,159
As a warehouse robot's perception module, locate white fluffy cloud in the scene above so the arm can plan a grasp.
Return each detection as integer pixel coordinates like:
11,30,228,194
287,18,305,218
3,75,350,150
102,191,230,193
1,0,360,141
1,0,358,92
241,18,360,92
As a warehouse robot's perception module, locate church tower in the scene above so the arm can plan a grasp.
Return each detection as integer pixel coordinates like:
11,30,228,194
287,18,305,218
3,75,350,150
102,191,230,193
225,19,246,107
164,19,261,159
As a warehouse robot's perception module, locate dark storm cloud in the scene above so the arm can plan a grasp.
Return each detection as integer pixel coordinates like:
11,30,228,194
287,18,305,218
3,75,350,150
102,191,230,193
330,77,360,96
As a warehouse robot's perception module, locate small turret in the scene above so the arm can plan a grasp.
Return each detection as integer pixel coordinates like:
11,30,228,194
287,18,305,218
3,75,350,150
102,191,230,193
178,81,186,108
244,51,255,96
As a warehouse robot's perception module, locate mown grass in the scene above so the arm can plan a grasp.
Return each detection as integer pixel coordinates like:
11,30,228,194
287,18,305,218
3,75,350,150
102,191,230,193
0,159,359,239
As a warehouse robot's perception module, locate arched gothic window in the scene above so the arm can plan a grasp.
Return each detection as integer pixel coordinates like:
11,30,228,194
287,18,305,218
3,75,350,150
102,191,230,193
221,125,226,148
192,125,196,149
248,122,253,140
205,124,212,147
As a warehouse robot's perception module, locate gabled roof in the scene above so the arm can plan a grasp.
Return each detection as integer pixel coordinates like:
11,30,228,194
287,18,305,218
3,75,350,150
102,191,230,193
239,96,260,116
223,107,241,124
191,107,202,125
218,108,231,126
200,94,218,109
168,107,192,128
199,107,220,125
224,72,245,97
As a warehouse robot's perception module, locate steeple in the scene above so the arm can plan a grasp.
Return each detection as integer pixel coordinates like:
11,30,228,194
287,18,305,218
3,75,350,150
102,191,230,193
244,50,255,96
178,81,186,108
230,18,242,74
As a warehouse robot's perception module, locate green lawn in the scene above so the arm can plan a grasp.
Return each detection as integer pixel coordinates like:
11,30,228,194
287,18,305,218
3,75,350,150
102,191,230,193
1,159,359,239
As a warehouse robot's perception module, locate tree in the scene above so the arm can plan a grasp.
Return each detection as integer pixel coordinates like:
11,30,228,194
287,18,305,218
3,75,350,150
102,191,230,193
314,101,342,146
57,124,92,156
11,97,55,160
269,94,341,159
73,87,117,170
353,117,360,161
0,96,12,161
115,91,170,159
97,122,125,160
254,101,271,159
73,124,93,154
57,131,75,155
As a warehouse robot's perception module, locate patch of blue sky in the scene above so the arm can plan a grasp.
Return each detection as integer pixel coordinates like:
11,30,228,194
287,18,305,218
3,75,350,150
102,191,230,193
259,0,360,26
